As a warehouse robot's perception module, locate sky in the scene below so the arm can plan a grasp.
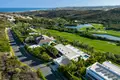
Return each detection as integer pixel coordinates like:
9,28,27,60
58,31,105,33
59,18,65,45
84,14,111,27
0,0,120,8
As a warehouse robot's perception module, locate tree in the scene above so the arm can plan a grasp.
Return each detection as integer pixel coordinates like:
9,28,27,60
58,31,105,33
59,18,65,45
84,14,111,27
41,52,51,62
47,46,58,57
32,47,40,56
72,40,79,46
116,42,120,46
37,68,46,80
86,28,90,32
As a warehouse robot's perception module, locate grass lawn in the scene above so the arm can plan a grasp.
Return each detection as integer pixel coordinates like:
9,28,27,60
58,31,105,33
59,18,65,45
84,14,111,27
106,30,120,37
45,30,120,54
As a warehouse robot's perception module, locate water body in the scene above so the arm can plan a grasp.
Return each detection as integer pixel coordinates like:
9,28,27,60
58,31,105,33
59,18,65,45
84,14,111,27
65,24,93,29
0,8,52,12
93,34,120,41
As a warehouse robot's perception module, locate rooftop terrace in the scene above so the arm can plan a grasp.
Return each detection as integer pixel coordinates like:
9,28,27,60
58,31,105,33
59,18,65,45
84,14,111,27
88,61,120,80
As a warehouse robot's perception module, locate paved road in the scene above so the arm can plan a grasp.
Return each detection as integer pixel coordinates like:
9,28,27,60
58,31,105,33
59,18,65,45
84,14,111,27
7,28,62,80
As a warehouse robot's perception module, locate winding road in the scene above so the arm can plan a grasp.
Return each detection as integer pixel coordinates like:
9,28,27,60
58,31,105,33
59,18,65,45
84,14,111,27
7,28,63,80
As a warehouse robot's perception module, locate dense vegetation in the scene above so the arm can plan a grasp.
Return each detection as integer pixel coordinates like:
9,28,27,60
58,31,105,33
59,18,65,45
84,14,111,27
20,8,120,29
0,54,39,80
25,45,51,62
25,44,59,62
0,19,10,52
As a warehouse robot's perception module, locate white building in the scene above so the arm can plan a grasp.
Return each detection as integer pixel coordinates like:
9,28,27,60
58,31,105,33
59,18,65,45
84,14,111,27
54,44,89,61
29,45,40,48
86,61,120,80
65,45,90,60
53,56,71,67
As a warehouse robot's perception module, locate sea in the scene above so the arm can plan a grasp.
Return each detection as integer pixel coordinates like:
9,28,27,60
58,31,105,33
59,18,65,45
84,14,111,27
0,8,52,12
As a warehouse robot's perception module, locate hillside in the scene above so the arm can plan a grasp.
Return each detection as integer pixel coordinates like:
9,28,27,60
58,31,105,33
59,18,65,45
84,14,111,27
20,8,120,29
55,5,120,10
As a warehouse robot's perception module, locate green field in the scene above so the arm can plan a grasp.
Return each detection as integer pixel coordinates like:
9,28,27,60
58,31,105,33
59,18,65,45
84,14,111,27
45,30,120,54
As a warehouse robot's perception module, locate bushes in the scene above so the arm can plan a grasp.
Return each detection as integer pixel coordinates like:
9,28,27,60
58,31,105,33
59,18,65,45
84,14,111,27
0,41,10,52
105,52,120,65
46,45,58,57
25,46,51,62
116,42,120,46
41,52,51,62
71,40,94,53
37,68,46,80
58,61,85,80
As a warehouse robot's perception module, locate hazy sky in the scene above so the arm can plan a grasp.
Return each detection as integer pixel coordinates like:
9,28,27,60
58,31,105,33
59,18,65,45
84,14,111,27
0,0,120,8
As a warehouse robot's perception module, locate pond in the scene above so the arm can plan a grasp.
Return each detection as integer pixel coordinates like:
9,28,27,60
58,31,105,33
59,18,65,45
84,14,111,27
93,34,120,41
65,24,93,29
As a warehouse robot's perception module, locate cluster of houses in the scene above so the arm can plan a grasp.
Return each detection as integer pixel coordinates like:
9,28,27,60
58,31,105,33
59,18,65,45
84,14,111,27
0,13,32,22
0,14,15,22
27,30,90,67
14,14,32,20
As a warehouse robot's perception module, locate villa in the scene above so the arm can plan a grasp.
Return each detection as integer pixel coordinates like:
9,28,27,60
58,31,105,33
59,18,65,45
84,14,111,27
35,35,55,46
65,44,90,60
86,61,120,80
54,44,90,61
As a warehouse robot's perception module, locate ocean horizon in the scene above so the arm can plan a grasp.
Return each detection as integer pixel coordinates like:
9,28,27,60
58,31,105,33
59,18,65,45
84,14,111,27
0,8,52,12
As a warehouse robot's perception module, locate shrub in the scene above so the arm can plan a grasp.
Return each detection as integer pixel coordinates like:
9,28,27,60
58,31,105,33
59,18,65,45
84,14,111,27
37,68,46,80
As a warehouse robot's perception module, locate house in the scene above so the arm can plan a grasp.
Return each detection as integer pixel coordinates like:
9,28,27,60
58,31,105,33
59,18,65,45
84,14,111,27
65,45,90,60
86,61,120,80
54,44,81,61
54,44,89,61
35,35,55,46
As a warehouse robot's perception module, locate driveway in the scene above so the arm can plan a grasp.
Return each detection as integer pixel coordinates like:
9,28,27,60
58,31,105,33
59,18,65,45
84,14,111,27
7,28,63,80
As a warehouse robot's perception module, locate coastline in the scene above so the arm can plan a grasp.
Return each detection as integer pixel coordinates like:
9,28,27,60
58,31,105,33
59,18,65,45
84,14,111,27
0,8,52,13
